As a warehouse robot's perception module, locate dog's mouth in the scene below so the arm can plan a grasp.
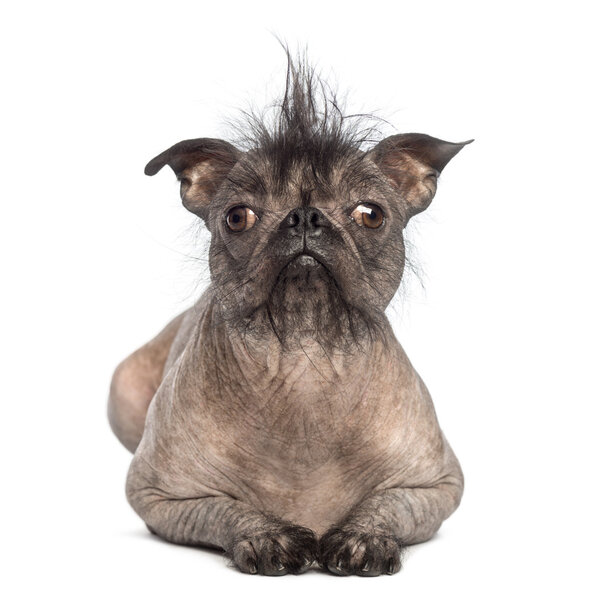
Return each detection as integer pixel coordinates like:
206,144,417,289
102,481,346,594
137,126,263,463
287,253,321,268
279,251,329,277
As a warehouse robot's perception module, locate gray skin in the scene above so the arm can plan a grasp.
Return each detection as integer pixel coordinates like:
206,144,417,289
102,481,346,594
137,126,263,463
109,132,469,576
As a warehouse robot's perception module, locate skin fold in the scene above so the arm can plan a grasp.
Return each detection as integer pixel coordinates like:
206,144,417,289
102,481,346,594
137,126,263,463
109,62,469,576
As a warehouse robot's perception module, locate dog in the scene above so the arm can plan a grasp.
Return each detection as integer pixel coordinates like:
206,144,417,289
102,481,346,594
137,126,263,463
109,56,470,576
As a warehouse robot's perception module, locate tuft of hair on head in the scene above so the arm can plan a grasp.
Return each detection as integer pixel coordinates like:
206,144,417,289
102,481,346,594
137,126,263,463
232,46,388,192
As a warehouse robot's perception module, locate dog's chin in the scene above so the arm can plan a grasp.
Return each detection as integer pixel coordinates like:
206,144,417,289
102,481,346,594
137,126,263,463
268,252,341,311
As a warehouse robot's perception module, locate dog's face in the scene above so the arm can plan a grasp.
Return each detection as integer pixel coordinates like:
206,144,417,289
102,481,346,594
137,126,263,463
146,130,469,345
206,150,406,324
143,60,471,350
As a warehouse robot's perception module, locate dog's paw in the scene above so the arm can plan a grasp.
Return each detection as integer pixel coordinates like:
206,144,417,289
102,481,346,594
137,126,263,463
229,523,318,575
319,527,402,576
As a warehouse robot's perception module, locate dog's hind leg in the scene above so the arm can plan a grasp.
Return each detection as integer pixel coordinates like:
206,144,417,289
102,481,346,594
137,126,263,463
108,311,187,453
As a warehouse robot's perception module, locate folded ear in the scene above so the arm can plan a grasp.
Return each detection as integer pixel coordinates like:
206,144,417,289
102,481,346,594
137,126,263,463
367,133,472,221
145,138,241,219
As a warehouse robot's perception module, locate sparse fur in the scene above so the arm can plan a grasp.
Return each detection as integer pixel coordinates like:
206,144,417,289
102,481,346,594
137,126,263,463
110,51,470,576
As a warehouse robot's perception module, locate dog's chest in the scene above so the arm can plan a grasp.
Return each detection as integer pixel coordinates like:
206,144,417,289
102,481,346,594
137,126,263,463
189,345,401,532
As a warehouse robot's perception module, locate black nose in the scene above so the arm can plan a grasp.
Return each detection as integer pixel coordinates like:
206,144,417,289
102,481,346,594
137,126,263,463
279,207,328,237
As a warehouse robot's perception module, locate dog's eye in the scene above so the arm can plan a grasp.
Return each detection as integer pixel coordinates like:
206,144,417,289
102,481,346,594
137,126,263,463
226,206,258,232
350,203,384,229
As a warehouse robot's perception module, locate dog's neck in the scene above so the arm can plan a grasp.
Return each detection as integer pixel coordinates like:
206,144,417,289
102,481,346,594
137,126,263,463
212,277,390,355
196,299,396,462
204,292,390,380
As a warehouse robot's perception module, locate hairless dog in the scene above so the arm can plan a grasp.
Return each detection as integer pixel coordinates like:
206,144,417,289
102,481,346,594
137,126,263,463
109,55,470,576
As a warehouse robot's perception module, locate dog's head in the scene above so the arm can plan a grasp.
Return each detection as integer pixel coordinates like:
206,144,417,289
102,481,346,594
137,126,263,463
145,65,470,347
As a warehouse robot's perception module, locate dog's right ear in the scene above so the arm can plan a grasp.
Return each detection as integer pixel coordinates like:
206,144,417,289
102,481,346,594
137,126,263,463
145,138,241,219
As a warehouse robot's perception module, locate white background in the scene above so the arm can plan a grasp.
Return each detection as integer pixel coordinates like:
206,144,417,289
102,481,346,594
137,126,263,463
2,1,588,598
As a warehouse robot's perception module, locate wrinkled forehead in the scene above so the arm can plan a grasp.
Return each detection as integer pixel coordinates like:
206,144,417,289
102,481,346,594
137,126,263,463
216,149,389,211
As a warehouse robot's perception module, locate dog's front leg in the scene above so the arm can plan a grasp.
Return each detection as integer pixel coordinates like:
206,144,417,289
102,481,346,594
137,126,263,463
319,475,463,576
126,461,317,575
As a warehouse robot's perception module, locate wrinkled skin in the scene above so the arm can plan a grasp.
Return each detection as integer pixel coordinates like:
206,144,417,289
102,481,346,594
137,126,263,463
109,128,469,576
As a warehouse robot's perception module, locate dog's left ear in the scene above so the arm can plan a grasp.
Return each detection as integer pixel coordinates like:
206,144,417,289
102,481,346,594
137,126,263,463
367,133,472,221
144,138,241,220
